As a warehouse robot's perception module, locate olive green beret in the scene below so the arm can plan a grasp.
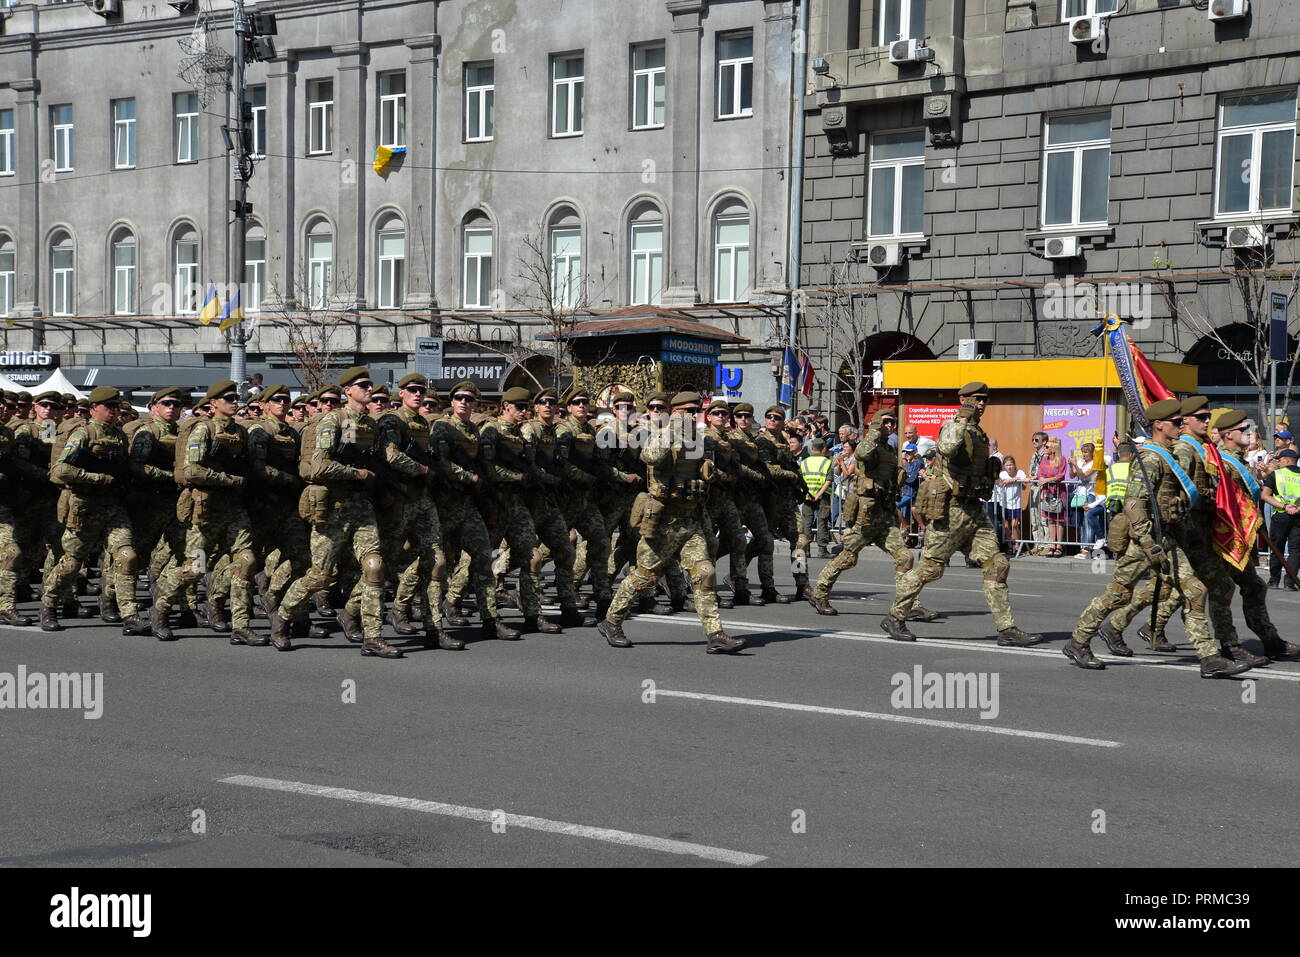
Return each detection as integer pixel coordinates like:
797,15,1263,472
317,384,342,399
16,392,31,402
562,386,589,404
1179,395,1209,416
204,380,238,402
398,373,428,390
732,402,754,415
61,393,76,404
369,383,390,399
451,381,481,398
259,383,291,403
765,405,786,419
150,387,183,405
88,386,122,405
76,398,90,410
34,390,63,403
1,391,15,402
706,399,729,414
1145,398,1182,421
1214,409,1247,431
958,381,990,397
609,388,636,404
502,386,533,405
336,367,369,388
533,387,558,403
871,408,897,425
671,391,702,407
645,391,672,406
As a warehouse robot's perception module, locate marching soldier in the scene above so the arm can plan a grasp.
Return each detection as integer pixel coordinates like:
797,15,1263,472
598,391,744,654
0,401,30,625
885,382,1041,646
577,388,644,586
269,367,403,657
729,403,777,604
754,405,810,602
702,399,745,610
40,387,150,635
11,391,70,610
556,388,618,618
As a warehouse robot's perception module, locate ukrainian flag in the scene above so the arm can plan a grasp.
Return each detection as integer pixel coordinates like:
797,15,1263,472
373,145,407,176
198,283,221,325
219,289,244,332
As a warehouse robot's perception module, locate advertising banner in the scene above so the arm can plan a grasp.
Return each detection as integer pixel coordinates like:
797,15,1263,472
906,404,960,441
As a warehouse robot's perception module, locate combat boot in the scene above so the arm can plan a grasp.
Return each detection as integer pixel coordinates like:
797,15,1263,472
387,607,419,636
760,586,790,604
313,592,335,618
657,595,687,615
441,601,470,627
880,615,915,641
731,585,753,606
485,617,522,641
808,594,838,616
0,609,32,626
121,615,151,637
98,593,122,624
425,626,465,650
1138,624,1178,652
150,605,175,642
336,607,364,643
998,626,1044,647
1222,644,1269,668
230,627,269,647
1097,620,1133,657
269,613,293,651
203,601,230,633
60,599,82,620
522,615,562,634
1199,654,1251,678
496,588,520,610
595,598,612,621
705,631,746,654
904,605,939,623
718,594,734,609
1262,638,1300,661
598,619,633,648
559,605,597,628
175,609,199,630
361,635,404,658
39,606,62,632
1062,638,1105,669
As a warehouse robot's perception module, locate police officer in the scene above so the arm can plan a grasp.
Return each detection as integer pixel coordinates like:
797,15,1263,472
598,391,744,654
885,383,1041,646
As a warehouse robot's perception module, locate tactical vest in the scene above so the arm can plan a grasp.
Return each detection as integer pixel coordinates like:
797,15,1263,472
398,408,433,466
127,417,178,473
173,417,205,476
1176,437,1217,517
438,417,480,472
53,421,127,489
20,420,56,469
1136,444,1187,526
333,410,377,460
939,417,994,498
1274,466,1300,505
1105,461,1130,505
646,439,709,505
731,428,764,483
210,416,248,460
856,431,899,501
259,418,300,471
565,420,598,472
490,418,528,472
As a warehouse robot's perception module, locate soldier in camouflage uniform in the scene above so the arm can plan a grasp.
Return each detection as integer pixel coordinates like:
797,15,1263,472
11,391,70,610
575,389,645,587
701,399,744,610
754,405,809,602
809,408,935,620
0,401,30,625
599,392,744,654
269,367,403,657
1064,397,1250,677
39,387,150,635
885,383,1041,646
556,388,622,618
728,403,776,605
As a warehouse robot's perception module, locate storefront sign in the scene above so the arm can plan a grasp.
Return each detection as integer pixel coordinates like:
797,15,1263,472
662,336,721,367
712,359,777,408
431,343,508,390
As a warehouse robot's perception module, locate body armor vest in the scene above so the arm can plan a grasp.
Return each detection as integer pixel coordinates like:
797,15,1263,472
1176,438,1218,517
731,429,763,480
440,418,481,470
19,421,54,469
333,412,377,460
857,432,899,500
1137,445,1187,526
646,440,709,505
129,417,178,473
491,419,528,471
940,418,994,498
263,420,300,470
398,408,433,465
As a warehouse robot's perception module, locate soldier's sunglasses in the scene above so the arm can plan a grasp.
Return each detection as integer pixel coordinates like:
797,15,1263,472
680,407,701,415
421,401,440,409
403,385,426,394
100,402,121,411
507,401,530,410
734,411,752,419
319,396,340,405
568,397,590,405
614,403,635,411
351,380,373,391
217,392,239,403
766,413,784,421
536,398,559,406
1190,412,1212,421
159,400,183,408
267,395,291,404
707,408,727,415
452,393,478,402
36,401,62,410
1168,417,1184,427
647,403,668,412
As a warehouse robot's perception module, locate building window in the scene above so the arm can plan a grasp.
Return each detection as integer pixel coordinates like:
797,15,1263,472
173,232,199,314
463,225,493,309
0,109,12,176
377,228,405,309
1042,112,1110,228
379,72,407,149
0,241,13,317
630,218,664,306
307,231,334,309
112,98,136,169
244,232,265,312
550,227,582,308
51,105,73,172
714,212,750,303
868,129,926,237
631,43,666,130
50,234,74,317
717,33,753,119
1063,0,1117,18
308,79,334,154
246,85,267,158
1216,89,1297,218
175,93,199,164
551,54,585,137
881,0,927,45
465,62,495,142
112,232,136,316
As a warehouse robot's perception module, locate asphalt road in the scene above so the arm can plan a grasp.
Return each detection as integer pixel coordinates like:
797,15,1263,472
1,549,1296,868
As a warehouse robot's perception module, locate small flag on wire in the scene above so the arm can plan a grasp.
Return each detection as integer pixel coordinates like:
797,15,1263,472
198,283,221,324
218,288,244,332
373,145,407,176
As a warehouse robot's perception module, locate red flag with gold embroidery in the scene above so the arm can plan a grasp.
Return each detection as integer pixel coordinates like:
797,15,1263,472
1205,442,1260,571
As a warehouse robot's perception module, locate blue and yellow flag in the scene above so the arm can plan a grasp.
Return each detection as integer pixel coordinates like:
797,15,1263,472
198,283,221,324
373,145,407,176
218,289,244,332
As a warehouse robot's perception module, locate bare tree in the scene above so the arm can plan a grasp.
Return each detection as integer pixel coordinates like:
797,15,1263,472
511,230,591,392
262,265,359,392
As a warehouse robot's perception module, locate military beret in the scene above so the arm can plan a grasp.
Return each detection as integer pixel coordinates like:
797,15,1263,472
337,366,369,388
733,402,754,415
76,398,90,410
318,386,343,401
958,381,989,397
502,386,533,405
259,383,291,403
562,386,589,404
609,388,636,405
88,386,122,405
872,408,897,425
706,399,730,414
204,380,238,402
1145,398,1182,421
291,394,308,407
398,372,428,390
34,390,63,403
765,405,787,419
533,387,559,403
645,392,672,406
150,387,183,405
1179,395,1209,416
671,391,702,407
451,381,481,398
369,383,390,399
1214,409,1247,431
0,391,14,402
16,392,31,402
61,393,76,404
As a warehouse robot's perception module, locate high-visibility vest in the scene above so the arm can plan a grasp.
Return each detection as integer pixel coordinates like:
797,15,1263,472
1274,466,1300,505
800,455,832,496
1105,461,1130,505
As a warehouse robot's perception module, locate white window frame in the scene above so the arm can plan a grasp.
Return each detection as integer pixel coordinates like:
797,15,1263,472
867,129,927,239
0,109,12,176
713,214,750,303
307,234,334,309
377,229,405,310
717,33,753,120
173,238,199,314
308,79,334,155
379,72,407,149
1040,113,1111,230
631,43,666,130
630,221,664,306
0,247,14,317
112,98,136,170
175,93,199,164
1214,92,1298,220
1061,0,1118,20
880,0,928,46
463,226,494,309
247,85,267,158
112,238,136,316
52,105,73,172
550,227,582,308
551,54,585,138
244,237,265,313
465,62,495,142
50,243,74,318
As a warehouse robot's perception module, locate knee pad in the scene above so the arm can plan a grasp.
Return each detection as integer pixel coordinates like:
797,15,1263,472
689,560,716,591
629,564,659,592
303,565,334,593
430,548,447,581
1103,582,1133,608
1182,577,1207,612
55,554,82,579
916,557,945,584
0,542,20,571
895,549,914,574
113,546,140,577
981,553,1010,584
362,552,385,586
233,548,257,582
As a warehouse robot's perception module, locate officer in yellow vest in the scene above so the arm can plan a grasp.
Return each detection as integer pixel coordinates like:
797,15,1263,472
1262,446,1300,589
798,437,834,557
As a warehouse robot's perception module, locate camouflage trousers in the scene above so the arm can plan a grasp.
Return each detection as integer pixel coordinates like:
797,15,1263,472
278,492,385,639
438,493,500,622
751,489,809,589
735,493,774,591
563,491,612,604
0,502,19,612
378,493,445,629
815,504,913,600
606,502,721,635
44,493,139,617
157,494,257,629
575,489,636,583
251,498,310,614
1070,529,1216,659
708,492,747,584
890,496,1013,630
105,498,192,610
14,493,62,581
485,495,541,616
527,493,578,608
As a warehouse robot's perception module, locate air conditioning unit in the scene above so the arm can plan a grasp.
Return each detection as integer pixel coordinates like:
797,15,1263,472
88,0,121,16
1043,236,1079,259
1068,16,1103,44
1226,224,1267,249
889,38,934,64
866,243,901,268
1208,0,1249,19
958,339,993,360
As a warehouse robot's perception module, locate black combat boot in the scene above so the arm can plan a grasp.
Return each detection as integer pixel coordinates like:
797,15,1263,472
598,619,632,648
1262,638,1300,661
39,606,62,632
1062,638,1105,669
559,605,597,628
175,609,199,630
313,592,335,618
760,586,789,604
203,601,230,633
121,614,151,637
880,615,915,642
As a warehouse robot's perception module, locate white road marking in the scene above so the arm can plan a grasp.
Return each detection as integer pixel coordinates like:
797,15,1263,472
835,580,1040,598
656,689,1123,748
219,774,766,867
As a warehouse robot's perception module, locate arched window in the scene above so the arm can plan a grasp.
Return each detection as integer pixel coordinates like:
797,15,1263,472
172,225,199,314
49,231,74,317
628,202,663,306
712,200,750,303
376,214,405,309
462,212,493,309
111,227,137,315
244,223,266,312
548,206,582,309
305,218,333,309
0,236,14,318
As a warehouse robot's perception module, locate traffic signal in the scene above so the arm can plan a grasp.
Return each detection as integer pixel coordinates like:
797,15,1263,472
244,10,278,63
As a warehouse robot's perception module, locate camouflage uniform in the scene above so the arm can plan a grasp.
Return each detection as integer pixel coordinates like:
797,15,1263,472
477,411,547,618
521,414,581,613
11,416,64,585
556,414,614,610
702,420,747,587
730,425,776,598
246,412,308,613
430,413,503,626
0,421,26,620
576,416,643,582
754,425,810,597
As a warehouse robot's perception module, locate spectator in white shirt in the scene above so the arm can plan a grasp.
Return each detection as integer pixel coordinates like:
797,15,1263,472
997,457,1027,556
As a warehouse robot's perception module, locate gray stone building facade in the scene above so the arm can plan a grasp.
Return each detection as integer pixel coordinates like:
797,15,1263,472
0,0,797,396
801,0,1300,419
